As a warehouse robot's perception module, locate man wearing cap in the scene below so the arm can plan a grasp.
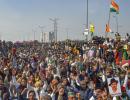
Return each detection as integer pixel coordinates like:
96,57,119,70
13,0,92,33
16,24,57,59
109,78,119,94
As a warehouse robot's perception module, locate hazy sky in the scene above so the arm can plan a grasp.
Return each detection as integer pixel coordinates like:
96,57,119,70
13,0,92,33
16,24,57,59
0,0,129,42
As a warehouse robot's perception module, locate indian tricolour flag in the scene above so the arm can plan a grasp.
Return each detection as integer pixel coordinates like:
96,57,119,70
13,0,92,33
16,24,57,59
110,0,119,14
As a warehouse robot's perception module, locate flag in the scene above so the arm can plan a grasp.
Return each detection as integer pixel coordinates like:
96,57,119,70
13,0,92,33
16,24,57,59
110,0,119,14
106,24,112,33
90,24,95,33
90,23,94,37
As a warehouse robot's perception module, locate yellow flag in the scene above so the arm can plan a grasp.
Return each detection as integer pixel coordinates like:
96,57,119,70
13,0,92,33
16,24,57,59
90,24,94,33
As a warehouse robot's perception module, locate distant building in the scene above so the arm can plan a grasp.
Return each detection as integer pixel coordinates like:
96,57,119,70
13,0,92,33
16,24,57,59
44,32,55,43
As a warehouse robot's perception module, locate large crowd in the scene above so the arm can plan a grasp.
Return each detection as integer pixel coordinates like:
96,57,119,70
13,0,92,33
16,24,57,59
0,33,130,100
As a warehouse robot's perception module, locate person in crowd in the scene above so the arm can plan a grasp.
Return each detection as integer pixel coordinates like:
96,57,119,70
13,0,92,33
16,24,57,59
27,90,37,100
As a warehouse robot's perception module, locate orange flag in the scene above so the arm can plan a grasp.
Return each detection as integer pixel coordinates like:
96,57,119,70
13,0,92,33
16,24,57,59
106,24,112,33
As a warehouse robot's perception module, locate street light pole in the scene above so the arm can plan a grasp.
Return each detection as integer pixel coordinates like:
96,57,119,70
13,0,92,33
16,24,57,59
87,0,88,31
39,26,45,43
0,34,1,40
50,18,59,43
66,28,69,40
86,0,89,41
84,0,89,41
32,30,36,41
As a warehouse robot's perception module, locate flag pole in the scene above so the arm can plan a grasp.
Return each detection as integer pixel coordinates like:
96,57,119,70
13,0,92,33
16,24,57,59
108,10,111,26
116,14,118,33
105,0,111,39
105,11,111,39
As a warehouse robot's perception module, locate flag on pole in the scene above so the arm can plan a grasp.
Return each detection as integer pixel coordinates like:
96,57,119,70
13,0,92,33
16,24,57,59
106,24,112,33
90,23,95,38
110,0,119,14
90,24,95,33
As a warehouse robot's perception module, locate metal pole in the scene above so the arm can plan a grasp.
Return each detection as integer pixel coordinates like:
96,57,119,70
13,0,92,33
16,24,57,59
66,28,69,40
39,26,45,43
32,30,36,46
50,18,58,43
105,0,111,39
86,0,88,41
34,31,35,41
32,30,36,41
113,15,118,33
44,33,46,43
116,15,118,33
54,20,57,42
42,32,43,43
108,10,111,26
105,11,111,38
87,0,88,29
